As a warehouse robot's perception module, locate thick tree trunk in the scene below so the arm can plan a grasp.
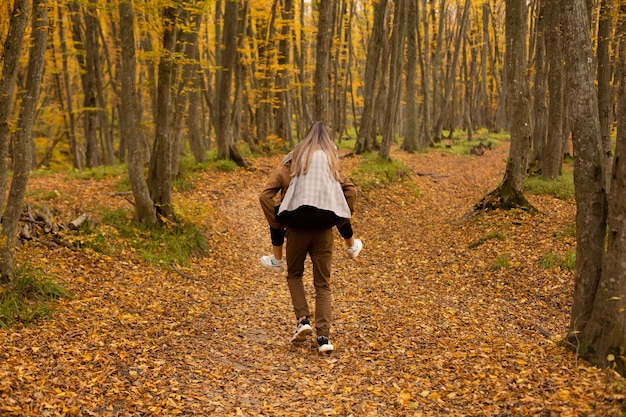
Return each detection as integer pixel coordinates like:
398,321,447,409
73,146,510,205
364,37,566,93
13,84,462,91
476,0,533,212
0,0,29,214
0,0,47,279
574,1,625,375
118,0,157,226
562,0,608,347
355,0,388,154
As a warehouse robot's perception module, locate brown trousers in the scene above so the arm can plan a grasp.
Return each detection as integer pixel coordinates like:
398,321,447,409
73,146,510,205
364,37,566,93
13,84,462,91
285,227,334,337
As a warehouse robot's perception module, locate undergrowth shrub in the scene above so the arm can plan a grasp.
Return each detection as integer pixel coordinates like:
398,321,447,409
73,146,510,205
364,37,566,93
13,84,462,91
352,152,411,189
0,263,71,329
525,171,574,200
74,208,208,267
539,250,576,271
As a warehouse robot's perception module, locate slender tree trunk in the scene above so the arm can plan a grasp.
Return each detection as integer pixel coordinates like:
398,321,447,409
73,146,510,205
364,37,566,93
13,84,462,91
430,0,446,142
541,0,565,179
419,0,431,146
562,0,608,346
433,0,471,142
313,0,333,122
355,0,388,153
0,0,48,278
531,0,547,165
57,4,81,169
402,0,419,153
80,3,102,167
275,0,294,147
0,0,29,214
118,0,156,226
380,0,408,160
216,0,247,166
148,4,178,222
480,2,491,131
597,0,614,192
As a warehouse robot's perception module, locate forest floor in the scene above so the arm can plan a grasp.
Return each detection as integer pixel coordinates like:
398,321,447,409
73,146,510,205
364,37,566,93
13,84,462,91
1,142,626,416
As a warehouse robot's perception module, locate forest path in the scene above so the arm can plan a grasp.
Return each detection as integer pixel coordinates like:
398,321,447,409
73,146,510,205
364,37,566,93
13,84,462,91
1,144,624,416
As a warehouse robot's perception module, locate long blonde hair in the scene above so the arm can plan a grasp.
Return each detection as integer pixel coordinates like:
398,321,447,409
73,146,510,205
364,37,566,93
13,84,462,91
290,121,341,181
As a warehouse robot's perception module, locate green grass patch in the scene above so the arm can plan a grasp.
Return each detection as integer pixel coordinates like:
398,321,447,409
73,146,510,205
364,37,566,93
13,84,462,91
26,189,62,201
489,254,511,270
351,152,411,189
539,249,576,271
73,208,208,267
429,129,508,155
0,263,71,329
525,172,574,200
67,164,127,181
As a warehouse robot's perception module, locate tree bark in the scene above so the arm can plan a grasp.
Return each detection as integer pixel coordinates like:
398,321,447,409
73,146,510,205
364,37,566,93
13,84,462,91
118,0,157,226
148,4,178,222
578,1,626,375
0,0,30,214
216,0,247,166
597,0,614,192
476,0,533,211
561,0,608,348
355,0,388,154
0,0,48,279
275,0,294,147
531,0,547,165
313,0,333,122
380,0,408,160
402,0,419,153
541,0,564,179
433,0,471,142
57,3,81,169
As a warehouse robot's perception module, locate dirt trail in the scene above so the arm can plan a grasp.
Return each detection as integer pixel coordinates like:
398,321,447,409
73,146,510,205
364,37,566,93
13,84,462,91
1,146,625,416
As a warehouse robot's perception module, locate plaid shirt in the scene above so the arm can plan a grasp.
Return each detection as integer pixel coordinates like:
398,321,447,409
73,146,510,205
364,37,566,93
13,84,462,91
278,150,351,219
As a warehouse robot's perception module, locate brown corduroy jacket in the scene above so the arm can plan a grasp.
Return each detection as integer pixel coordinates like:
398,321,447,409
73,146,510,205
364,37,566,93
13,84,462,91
259,160,357,230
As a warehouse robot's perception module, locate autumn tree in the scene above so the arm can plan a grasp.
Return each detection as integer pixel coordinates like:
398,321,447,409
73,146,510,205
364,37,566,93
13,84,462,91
475,0,533,211
118,0,156,226
0,0,48,278
147,4,179,222
313,0,333,122
379,0,407,160
355,0,388,153
0,0,30,214
215,0,247,166
561,0,618,373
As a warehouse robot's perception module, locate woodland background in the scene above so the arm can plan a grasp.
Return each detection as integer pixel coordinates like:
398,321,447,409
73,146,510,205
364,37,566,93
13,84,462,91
2,0,626,413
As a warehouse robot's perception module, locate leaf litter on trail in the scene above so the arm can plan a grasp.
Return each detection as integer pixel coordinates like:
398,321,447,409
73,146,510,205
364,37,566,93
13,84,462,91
1,145,625,415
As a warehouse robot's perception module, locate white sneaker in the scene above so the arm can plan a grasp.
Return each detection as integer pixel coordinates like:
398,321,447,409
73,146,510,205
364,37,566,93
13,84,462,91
317,336,334,353
291,317,313,343
347,239,363,259
260,255,285,273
